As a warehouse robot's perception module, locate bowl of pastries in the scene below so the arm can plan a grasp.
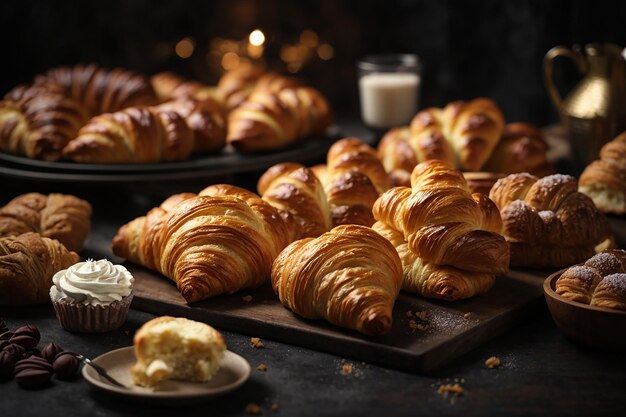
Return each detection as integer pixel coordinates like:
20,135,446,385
543,249,626,350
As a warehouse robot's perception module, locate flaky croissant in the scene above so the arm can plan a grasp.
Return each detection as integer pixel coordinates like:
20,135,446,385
112,185,292,303
372,222,496,301
489,173,612,268
0,232,79,305
0,193,92,252
226,86,332,152
579,131,626,215
556,249,626,310
150,72,221,104
271,224,402,336
373,160,509,274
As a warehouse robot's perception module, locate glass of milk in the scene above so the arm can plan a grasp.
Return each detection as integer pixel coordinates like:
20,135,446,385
357,54,422,130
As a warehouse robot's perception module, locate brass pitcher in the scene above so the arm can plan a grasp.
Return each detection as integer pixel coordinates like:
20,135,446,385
544,43,626,170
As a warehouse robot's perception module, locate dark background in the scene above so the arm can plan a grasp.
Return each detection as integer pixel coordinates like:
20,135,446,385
1,0,625,127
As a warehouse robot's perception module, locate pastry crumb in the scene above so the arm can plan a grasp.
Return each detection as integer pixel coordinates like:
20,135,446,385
242,295,253,302
415,310,427,321
405,310,414,318
463,312,472,319
270,403,280,413
341,363,353,375
257,363,268,372
245,403,262,415
485,356,501,369
437,383,464,396
250,337,265,349
416,322,428,331
408,319,419,330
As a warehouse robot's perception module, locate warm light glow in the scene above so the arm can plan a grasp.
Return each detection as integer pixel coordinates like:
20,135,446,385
300,30,319,48
280,45,298,63
287,62,301,73
175,38,195,59
222,52,240,70
249,29,265,46
247,43,264,58
317,43,334,60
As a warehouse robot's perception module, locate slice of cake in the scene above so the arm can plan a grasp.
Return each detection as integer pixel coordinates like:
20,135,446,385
130,316,226,388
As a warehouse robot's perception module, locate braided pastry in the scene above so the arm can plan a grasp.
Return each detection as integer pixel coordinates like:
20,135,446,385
556,249,626,310
373,160,509,274
0,193,92,252
489,173,612,268
271,224,402,335
579,131,626,215
112,185,292,303
0,232,79,305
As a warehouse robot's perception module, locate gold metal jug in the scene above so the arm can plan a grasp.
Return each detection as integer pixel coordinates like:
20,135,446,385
544,42,626,170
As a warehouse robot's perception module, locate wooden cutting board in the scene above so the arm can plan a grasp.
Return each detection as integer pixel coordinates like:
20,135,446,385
130,266,548,373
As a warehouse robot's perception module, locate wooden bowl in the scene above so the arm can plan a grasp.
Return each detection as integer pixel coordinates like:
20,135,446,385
544,270,626,350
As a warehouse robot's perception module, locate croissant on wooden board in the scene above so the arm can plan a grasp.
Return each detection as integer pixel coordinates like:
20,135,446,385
63,98,226,163
226,86,332,152
372,221,496,301
373,160,509,274
579,131,626,215
0,193,92,253
556,249,626,310
489,173,612,268
112,185,292,303
0,232,79,305
271,224,402,336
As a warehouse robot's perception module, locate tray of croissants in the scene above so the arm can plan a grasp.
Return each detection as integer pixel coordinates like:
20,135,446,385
0,63,340,182
2,94,625,373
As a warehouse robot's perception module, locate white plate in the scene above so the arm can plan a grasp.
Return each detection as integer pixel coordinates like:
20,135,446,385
82,346,250,404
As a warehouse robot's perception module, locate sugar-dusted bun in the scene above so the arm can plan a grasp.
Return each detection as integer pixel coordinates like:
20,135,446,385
130,316,226,388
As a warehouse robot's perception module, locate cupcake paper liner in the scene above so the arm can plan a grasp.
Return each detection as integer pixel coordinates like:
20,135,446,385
51,295,134,333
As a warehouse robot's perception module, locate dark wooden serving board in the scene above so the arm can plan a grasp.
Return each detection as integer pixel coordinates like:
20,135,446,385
130,266,548,373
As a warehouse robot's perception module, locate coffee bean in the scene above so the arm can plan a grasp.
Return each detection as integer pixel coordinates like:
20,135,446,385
53,352,80,380
14,368,52,388
41,343,64,363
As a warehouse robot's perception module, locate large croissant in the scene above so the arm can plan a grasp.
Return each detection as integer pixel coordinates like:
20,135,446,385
489,173,612,268
372,222,496,301
150,72,221,104
373,160,509,274
0,232,79,305
0,193,92,252
63,98,226,163
226,86,332,152
112,185,292,303
271,224,402,336
579,131,626,215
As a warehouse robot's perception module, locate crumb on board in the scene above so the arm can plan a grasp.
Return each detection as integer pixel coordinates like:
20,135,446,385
245,403,262,415
242,295,253,302
485,356,501,369
463,312,472,320
341,363,353,375
437,383,464,396
250,337,265,349
408,319,428,332
257,363,268,372
271,403,280,413
415,310,427,321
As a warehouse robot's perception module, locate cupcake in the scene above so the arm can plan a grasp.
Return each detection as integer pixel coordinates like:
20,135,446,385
50,259,134,332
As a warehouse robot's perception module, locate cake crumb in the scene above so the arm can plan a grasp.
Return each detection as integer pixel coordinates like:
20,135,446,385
408,319,419,330
415,310,427,321
270,403,280,413
245,403,262,415
341,363,353,375
437,383,464,396
242,295,253,302
463,312,472,319
250,337,265,349
485,356,501,369
257,363,268,372
416,323,428,331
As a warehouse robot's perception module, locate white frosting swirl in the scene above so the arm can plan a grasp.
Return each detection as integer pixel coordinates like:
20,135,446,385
50,259,134,306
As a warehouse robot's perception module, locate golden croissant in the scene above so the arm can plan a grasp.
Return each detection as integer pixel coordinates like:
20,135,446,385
271,224,402,335
0,232,79,305
112,185,292,303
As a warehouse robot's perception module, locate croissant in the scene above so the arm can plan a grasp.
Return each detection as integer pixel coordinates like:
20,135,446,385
271,224,402,335
112,185,292,303
489,173,612,268
257,162,331,240
0,193,92,252
0,232,79,305
377,127,415,187
556,249,626,310
579,131,626,215
0,84,88,160
63,98,226,163
226,86,332,152
373,160,509,274
150,72,221,104
372,222,496,300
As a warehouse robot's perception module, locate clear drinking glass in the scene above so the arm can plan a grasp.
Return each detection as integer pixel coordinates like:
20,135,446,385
356,54,422,130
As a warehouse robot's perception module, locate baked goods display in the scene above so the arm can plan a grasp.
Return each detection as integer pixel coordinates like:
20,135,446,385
371,160,508,300
130,316,226,388
555,249,626,310
271,224,402,335
0,232,79,305
112,185,292,303
489,173,612,268
50,258,134,332
0,192,92,253
579,131,626,215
